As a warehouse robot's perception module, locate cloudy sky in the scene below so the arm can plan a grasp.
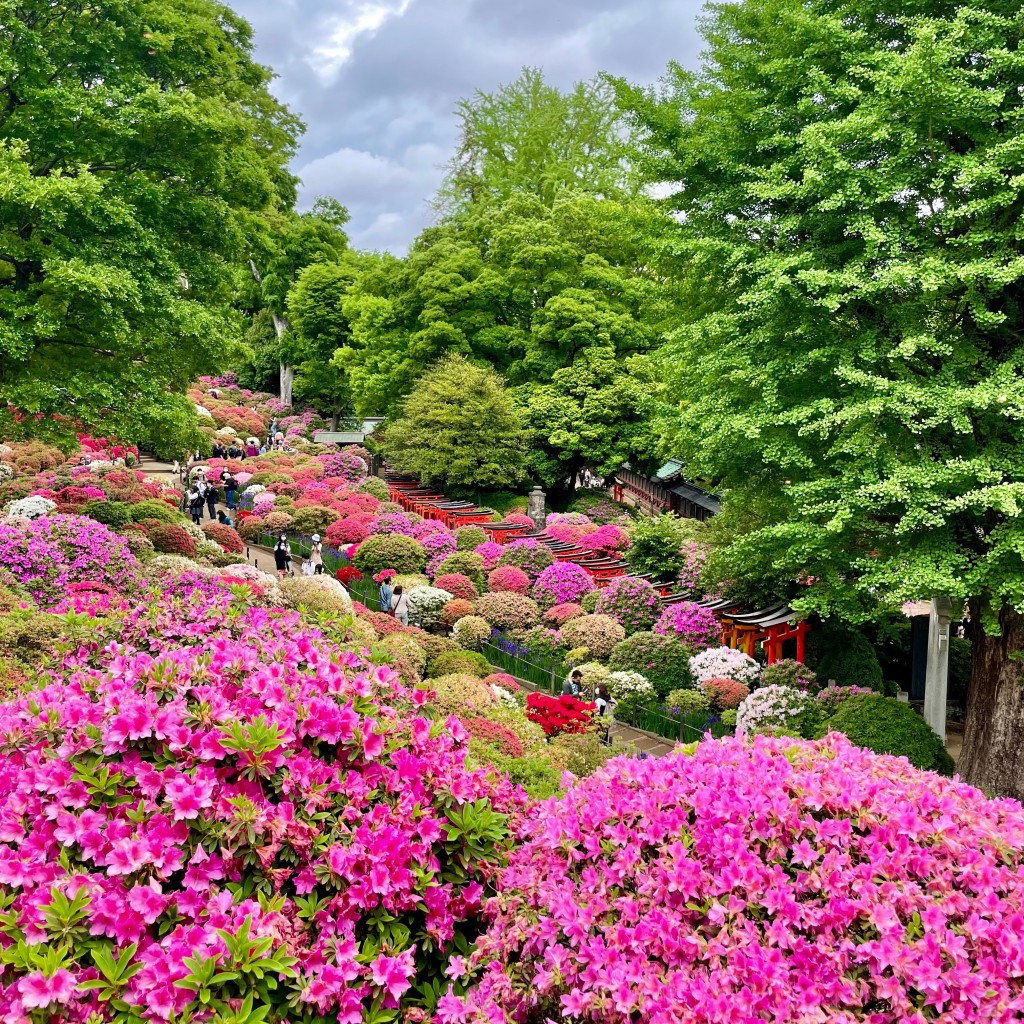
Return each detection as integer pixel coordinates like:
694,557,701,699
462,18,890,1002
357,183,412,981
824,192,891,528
229,0,704,253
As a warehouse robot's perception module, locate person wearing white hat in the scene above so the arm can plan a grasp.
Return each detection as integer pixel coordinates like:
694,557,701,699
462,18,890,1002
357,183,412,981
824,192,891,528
310,533,324,572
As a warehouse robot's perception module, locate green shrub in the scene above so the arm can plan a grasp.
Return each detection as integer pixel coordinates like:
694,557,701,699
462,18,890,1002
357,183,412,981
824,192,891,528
430,650,491,678
626,514,693,578
435,552,486,589
289,504,340,536
664,688,710,716
455,526,489,551
476,491,529,516
421,635,459,675
353,534,427,577
357,478,390,500
475,746,562,799
828,694,955,775
721,709,737,728
127,499,183,524
761,659,818,692
808,621,885,692
608,632,694,697
83,500,132,529
580,591,600,614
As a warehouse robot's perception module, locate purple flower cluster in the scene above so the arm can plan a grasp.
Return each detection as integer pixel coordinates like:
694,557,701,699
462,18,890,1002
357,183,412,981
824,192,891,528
655,601,721,650
532,562,595,609
595,576,661,633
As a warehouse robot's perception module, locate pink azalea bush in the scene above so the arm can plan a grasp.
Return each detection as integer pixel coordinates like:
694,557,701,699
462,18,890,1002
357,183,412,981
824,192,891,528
532,562,595,609
595,576,660,634
486,565,531,596
0,513,140,606
655,601,721,650
543,602,585,628
441,734,1024,1024
473,541,504,571
0,591,519,1023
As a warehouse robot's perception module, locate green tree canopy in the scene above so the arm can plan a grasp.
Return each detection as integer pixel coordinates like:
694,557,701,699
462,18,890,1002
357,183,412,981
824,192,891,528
619,0,1024,795
382,355,528,494
440,67,635,212
341,191,675,414
516,348,662,496
0,0,301,446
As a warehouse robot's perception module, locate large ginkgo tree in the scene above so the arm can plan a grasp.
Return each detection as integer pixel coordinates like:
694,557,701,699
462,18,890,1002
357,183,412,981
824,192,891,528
620,0,1024,795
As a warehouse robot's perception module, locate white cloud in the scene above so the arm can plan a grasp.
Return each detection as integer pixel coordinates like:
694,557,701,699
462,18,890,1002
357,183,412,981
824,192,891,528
310,0,416,80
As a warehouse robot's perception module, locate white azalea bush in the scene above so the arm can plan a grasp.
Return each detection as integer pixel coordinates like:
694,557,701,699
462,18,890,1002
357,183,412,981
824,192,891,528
4,496,57,520
689,646,762,687
736,684,823,740
607,671,655,707
407,585,453,628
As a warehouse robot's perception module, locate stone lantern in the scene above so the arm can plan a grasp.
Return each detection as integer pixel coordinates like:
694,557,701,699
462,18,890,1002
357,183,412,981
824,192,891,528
527,486,546,530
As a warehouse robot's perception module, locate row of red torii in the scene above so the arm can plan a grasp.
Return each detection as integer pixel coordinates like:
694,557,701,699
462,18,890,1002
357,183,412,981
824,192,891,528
386,476,809,665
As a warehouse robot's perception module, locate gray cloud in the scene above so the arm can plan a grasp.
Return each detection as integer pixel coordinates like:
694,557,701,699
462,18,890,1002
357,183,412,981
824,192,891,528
230,0,703,252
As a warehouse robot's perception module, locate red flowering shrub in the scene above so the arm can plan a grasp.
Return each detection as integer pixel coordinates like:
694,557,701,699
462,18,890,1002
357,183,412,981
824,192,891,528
702,676,751,710
442,598,477,627
462,717,525,758
334,565,364,584
525,692,597,737
487,565,531,595
200,522,244,554
325,516,373,546
434,573,480,602
140,521,197,557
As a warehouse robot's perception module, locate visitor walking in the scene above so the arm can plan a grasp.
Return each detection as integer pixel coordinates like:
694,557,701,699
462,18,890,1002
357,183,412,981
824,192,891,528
309,534,324,572
273,535,292,578
224,475,237,510
187,486,204,525
378,576,394,614
391,585,409,625
562,669,583,698
205,480,219,520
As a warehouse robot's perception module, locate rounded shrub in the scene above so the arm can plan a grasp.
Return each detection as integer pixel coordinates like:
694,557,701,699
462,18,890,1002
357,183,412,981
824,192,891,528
432,649,492,678
762,659,818,692
532,562,595,609
543,602,585,627
829,694,955,775
354,534,427,577
356,477,390,500
487,565,531,595
654,601,721,650
580,590,600,614
406,585,453,629
497,541,553,580
475,592,541,632
560,614,626,661
126,498,183,524
139,520,197,558
609,632,695,697
809,621,885,692
665,688,711,716
82,499,132,529
595,576,660,634
289,504,340,535
455,525,489,550
435,551,486,590
279,575,354,616
201,522,244,554
433,572,479,602
701,676,750,711
736,684,823,740
442,598,477,627
453,615,493,650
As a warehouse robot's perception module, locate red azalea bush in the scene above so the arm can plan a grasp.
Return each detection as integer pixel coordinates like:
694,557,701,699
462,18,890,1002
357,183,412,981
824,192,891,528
486,565,531,595
524,692,597,737
334,565,364,585
140,521,197,558
441,734,1024,1024
325,516,373,546
0,597,520,1023
580,523,630,557
497,541,554,581
502,513,535,528
200,522,244,554
434,573,480,602
702,676,751,711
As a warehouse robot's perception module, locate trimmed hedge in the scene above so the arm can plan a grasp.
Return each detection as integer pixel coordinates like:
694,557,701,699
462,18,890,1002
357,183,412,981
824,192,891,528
829,695,955,775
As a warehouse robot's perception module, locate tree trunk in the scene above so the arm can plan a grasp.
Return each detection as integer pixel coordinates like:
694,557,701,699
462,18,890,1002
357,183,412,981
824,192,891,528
959,608,1024,798
330,403,340,431
279,362,294,408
